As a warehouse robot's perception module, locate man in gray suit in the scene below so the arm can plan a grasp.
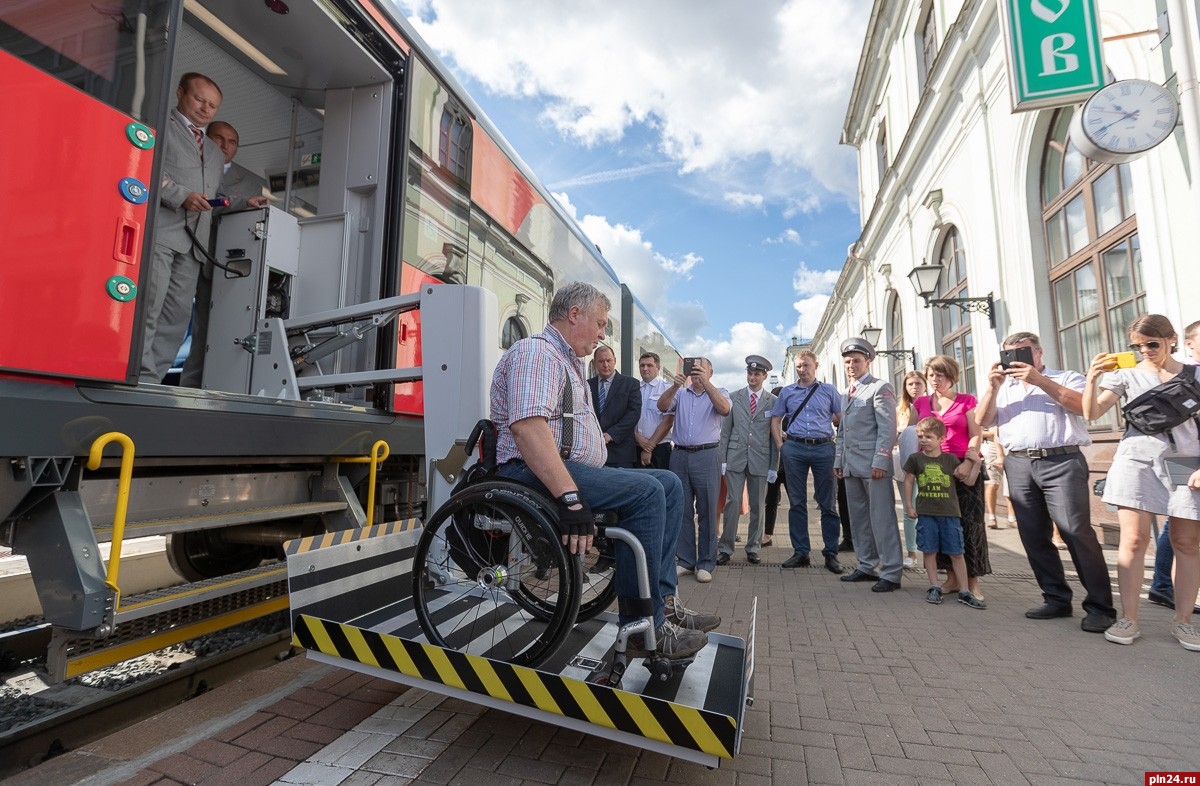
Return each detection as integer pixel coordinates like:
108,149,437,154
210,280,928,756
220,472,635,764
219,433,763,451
140,72,226,383
834,337,903,592
717,356,778,565
179,121,271,387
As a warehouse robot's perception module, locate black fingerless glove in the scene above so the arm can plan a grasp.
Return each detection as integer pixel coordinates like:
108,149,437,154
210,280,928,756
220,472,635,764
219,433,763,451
556,491,595,538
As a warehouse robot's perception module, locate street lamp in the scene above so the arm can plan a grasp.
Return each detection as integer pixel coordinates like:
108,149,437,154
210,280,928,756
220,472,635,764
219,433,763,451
907,263,995,328
860,325,917,366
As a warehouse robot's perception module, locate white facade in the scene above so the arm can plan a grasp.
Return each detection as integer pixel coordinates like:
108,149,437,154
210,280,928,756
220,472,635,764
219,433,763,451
814,0,1200,409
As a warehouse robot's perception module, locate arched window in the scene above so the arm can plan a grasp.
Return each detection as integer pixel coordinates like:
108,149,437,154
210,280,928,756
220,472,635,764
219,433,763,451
438,102,472,183
501,315,528,350
934,226,975,396
1041,107,1140,430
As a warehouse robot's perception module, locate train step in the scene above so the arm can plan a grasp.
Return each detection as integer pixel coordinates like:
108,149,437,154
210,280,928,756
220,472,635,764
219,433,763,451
47,563,288,682
286,521,755,767
91,500,350,540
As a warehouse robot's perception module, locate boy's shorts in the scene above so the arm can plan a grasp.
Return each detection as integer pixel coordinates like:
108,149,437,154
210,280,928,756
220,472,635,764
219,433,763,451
916,515,964,555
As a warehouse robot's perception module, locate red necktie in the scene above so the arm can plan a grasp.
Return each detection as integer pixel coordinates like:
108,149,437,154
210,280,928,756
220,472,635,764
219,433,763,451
848,383,857,398
190,125,205,158
750,392,757,416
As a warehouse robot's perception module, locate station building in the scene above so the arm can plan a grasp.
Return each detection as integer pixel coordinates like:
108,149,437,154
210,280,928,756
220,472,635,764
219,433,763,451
810,0,1200,540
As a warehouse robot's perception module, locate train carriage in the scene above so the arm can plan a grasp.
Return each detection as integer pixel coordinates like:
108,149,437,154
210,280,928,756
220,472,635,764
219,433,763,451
0,0,748,765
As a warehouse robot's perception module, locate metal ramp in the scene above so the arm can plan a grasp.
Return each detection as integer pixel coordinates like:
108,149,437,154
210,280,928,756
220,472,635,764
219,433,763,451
286,521,755,767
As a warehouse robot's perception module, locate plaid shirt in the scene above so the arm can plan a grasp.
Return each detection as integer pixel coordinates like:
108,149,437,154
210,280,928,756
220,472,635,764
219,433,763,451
491,325,607,467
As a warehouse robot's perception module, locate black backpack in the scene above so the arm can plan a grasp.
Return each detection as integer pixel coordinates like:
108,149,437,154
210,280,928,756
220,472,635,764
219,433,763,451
1122,363,1200,438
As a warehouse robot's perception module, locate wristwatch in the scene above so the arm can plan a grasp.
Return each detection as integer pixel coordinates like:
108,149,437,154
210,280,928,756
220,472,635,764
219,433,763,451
559,491,581,507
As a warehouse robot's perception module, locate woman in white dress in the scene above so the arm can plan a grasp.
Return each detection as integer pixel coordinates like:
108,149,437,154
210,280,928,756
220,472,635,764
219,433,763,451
1082,314,1200,651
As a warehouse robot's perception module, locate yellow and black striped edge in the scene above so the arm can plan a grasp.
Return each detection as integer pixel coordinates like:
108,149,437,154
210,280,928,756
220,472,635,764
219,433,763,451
292,615,738,759
285,518,422,555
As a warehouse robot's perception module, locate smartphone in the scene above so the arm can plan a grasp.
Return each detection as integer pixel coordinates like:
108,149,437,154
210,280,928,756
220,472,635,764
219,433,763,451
1111,351,1137,368
999,346,1034,368
682,357,697,375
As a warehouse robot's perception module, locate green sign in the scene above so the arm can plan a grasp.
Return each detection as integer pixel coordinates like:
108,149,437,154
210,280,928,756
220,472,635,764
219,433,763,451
1000,0,1105,111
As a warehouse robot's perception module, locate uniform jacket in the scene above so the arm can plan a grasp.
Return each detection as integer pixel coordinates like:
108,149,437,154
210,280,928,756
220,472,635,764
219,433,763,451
589,371,642,466
719,386,778,476
157,112,225,255
835,373,898,476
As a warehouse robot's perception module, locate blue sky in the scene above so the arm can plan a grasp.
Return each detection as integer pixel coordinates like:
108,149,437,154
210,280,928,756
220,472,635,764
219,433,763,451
392,0,874,388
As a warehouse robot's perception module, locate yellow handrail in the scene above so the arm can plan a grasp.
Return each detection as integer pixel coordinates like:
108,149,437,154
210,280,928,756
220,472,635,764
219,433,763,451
86,431,135,605
334,440,390,527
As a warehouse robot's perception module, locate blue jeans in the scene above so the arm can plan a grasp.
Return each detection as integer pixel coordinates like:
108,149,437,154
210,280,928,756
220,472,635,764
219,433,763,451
1152,519,1174,596
781,440,840,557
497,461,682,628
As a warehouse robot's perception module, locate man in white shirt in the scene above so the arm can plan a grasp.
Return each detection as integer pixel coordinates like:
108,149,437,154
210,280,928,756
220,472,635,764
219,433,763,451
635,352,675,469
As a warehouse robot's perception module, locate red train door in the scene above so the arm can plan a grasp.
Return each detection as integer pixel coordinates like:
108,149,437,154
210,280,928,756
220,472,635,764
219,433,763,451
0,45,156,382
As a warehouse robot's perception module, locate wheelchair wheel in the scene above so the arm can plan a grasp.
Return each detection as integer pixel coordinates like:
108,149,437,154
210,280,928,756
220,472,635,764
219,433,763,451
576,535,616,622
412,480,580,668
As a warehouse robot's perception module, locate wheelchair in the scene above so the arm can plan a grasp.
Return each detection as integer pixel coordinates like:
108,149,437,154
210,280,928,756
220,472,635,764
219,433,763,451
411,420,688,686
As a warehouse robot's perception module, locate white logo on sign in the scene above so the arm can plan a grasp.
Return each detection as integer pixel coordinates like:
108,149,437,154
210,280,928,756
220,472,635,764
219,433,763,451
1031,0,1070,24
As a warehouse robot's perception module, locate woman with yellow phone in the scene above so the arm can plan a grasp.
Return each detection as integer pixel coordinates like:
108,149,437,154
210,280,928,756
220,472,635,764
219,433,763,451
1083,315,1200,652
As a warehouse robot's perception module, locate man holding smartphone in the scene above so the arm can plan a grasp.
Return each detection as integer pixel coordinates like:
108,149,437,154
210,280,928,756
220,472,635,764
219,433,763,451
976,332,1115,632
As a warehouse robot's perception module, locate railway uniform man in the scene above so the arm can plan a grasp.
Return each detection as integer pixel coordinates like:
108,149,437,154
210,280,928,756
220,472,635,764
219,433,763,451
180,121,271,388
976,331,1116,632
492,282,719,661
834,338,903,591
717,355,778,565
771,350,845,574
635,352,675,469
589,345,642,468
658,357,732,583
141,72,227,384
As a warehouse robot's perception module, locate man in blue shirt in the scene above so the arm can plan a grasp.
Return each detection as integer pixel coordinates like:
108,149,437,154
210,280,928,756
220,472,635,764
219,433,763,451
770,350,845,573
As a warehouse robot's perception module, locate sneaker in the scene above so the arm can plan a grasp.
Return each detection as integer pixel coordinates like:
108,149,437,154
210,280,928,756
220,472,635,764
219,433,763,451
627,619,708,660
676,565,694,577
1171,622,1200,651
925,586,943,605
903,556,916,569
665,594,721,632
958,591,987,610
695,569,713,583
1104,617,1141,645
986,514,998,529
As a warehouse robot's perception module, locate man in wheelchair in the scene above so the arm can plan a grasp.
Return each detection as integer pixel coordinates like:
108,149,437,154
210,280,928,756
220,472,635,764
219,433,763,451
491,282,721,660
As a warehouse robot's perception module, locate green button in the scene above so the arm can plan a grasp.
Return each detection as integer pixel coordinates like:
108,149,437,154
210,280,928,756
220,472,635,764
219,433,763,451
106,276,137,302
126,122,155,150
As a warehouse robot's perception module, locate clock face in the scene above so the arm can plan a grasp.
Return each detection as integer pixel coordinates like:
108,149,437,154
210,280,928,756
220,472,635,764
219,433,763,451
1079,79,1179,157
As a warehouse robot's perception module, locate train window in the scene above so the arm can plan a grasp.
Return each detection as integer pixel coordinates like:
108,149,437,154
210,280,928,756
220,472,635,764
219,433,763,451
1,1,172,122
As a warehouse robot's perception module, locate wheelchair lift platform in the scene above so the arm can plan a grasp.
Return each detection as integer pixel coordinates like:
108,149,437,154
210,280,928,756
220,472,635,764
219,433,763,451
286,521,756,767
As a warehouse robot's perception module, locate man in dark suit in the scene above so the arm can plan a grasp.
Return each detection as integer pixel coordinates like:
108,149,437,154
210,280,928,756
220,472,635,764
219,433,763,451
589,344,642,468
140,72,226,383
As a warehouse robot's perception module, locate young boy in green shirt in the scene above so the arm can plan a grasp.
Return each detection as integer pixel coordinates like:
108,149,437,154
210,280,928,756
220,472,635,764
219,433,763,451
903,417,986,609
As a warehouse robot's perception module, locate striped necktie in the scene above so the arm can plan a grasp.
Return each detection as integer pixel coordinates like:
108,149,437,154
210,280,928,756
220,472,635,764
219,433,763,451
598,378,608,411
190,124,204,158
750,391,757,416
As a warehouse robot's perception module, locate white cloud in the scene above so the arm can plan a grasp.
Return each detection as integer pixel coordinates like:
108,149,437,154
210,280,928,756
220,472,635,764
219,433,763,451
723,191,765,210
765,228,802,245
394,0,872,197
783,194,823,217
792,262,841,297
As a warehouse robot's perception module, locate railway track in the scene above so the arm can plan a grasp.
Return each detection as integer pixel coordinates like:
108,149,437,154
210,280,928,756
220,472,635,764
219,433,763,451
0,617,293,780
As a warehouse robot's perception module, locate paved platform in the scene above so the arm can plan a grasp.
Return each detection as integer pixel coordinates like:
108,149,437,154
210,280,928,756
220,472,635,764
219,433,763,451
7,503,1200,786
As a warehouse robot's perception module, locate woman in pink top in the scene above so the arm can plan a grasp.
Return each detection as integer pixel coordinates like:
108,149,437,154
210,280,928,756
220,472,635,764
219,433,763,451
912,355,990,597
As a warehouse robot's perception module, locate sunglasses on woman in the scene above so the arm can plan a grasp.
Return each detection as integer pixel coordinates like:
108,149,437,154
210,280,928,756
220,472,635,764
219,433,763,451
1128,341,1162,352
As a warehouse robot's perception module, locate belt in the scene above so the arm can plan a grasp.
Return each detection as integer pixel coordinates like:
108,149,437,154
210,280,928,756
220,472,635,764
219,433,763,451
787,436,832,445
1007,445,1082,459
675,442,719,452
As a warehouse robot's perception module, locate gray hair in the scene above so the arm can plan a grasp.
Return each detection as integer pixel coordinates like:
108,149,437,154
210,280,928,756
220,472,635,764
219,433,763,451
1002,331,1041,347
548,281,612,322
